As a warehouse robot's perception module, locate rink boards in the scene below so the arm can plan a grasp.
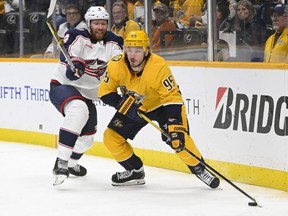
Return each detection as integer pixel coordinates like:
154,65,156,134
0,58,287,192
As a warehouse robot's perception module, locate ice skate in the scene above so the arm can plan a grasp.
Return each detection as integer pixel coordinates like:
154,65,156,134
111,166,145,186
68,164,87,176
53,158,69,186
196,168,220,189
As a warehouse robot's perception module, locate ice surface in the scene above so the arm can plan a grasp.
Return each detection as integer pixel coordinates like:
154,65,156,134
0,141,287,216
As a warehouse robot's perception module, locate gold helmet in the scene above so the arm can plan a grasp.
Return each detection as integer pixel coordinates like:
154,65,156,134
124,30,150,52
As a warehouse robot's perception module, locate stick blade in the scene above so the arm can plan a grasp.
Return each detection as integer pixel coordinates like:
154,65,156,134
47,0,57,19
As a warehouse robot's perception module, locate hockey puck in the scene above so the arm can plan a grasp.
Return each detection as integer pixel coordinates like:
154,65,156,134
248,202,258,206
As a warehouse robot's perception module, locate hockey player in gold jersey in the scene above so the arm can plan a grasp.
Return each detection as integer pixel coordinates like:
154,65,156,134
98,30,220,188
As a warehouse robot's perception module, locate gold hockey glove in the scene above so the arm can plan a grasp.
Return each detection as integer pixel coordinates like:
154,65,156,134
166,119,186,152
117,95,147,122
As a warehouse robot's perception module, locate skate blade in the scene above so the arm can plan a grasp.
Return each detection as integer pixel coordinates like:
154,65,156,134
53,174,68,186
112,179,146,186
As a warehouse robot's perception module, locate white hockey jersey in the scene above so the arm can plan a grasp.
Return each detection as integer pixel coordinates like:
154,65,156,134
51,28,123,101
45,21,87,54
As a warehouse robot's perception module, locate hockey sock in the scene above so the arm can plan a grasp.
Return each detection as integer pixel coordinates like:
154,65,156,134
187,157,205,174
68,135,94,167
58,129,78,160
176,135,203,166
119,153,143,171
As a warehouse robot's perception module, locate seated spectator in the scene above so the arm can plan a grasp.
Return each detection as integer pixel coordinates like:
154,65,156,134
256,0,284,40
264,3,288,63
188,0,207,28
190,0,230,34
133,0,145,25
111,1,140,39
216,0,231,34
44,4,87,58
189,0,235,30
233,0,266,45
4,0,25,12
221,0,237,32
172,0,204,29
55,1,105,30
152,3,177,50
230,0,266,61
133,0,161,29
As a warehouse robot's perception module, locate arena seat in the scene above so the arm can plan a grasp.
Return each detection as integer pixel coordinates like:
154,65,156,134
25,11,52,53
160,28,207,49
0,12,20,54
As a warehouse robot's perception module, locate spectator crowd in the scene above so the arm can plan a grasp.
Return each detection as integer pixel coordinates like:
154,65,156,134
0,0,287,63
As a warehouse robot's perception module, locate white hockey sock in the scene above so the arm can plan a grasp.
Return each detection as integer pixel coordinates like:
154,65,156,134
58,144,73,161
68,135,94,167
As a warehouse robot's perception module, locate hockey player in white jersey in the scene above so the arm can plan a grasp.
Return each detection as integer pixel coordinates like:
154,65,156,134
49,6,123,185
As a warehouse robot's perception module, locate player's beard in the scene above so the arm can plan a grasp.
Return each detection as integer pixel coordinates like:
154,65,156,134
92,29,106,41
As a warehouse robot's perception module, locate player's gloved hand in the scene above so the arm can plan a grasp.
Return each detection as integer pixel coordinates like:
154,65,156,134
66,57,86,81
166,119,186,152
117,95,147,122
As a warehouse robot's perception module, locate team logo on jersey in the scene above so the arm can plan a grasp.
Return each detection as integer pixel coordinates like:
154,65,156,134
120,86,145,103
113,118,123,128
85,59,107,79
111,54,122,61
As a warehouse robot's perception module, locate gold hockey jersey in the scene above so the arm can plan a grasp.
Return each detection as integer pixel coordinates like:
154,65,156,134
98,52,183,111
264,27,288,63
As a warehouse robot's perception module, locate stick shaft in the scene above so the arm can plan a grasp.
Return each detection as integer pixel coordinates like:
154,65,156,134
47,0,57,19
139,113,170,140
46,0,75,72
184,147,257,203
139,112,257,203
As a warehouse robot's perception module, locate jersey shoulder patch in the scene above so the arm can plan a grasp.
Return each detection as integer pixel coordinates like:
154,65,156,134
63,28,89,44
104,31,124,47
111,54,123,61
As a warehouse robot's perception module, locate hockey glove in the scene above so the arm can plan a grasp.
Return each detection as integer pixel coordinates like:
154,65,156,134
117,95,147,122
66,57,86,81
166,119,186,152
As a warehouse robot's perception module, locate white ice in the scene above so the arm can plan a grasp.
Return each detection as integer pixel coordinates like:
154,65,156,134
0,141,287,216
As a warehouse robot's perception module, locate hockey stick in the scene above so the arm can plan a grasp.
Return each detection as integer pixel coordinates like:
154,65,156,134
46,0,76,72
138,112,261,207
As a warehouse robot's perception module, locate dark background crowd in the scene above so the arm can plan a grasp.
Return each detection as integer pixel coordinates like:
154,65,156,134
0,0,287,62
